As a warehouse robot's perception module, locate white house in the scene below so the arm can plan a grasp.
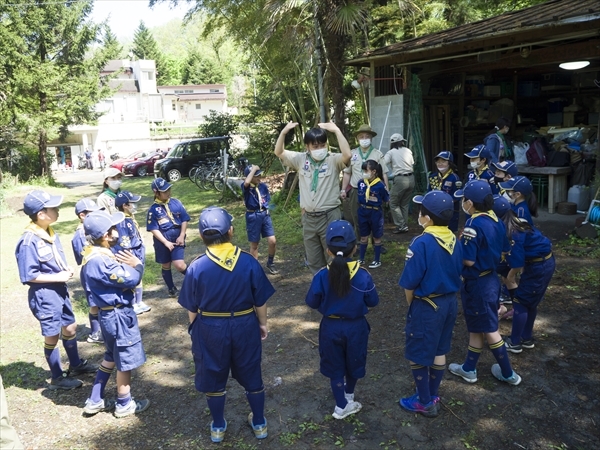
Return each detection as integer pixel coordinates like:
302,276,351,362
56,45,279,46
49,60,229,167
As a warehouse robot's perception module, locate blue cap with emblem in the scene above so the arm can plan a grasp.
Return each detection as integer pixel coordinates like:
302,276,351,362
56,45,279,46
326,220,356,248
434,151,454,162
493,195,511,219
454,179,492,203
498,175,533,196
412,191,454,218
115,191,142,207
465,144,490,160
199,206,233,235
75,198,102,215
23,190,64,215
84,210,125,240
491,160,518,177
151,177,172,192
244,165,263,177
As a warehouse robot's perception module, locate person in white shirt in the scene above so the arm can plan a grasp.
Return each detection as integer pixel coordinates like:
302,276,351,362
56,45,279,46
383,133,415,233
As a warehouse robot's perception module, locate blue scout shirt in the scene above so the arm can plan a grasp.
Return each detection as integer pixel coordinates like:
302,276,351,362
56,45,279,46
80,247,143,308
357,178,389,208
306,261,379,318
113,215,145,261
399,228,463,298
461,212,510,279
506,225,552,268
243,182,271,211
71,224,87,266
428,170,462,198
16,224,70,288
146,198,190,240
511,202,533,226
465,166,499,195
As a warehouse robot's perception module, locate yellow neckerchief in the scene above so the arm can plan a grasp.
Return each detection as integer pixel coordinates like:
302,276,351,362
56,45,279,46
206,243,241,272
471,210,499,222
475,164,489,177
124,212,140,231
154,198,175,223
423,225,456,254
364,176,381,201
25,222,69,270
430,169,454,190
327,260,360,280
81,245,115,266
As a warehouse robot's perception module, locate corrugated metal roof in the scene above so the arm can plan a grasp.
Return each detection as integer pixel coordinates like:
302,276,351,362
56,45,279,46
349,0,600,63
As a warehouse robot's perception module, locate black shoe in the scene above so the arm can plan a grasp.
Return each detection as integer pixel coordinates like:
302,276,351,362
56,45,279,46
49,374,83,390
504,337,523,354
393,226,409,234
266,264,279,275
168,287,179,297
380,246,388,255
86,330,104,344
521,338,535,349
69,359,99,376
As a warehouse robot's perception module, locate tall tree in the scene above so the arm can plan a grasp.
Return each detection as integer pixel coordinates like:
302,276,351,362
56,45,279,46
0,0,114,175
132,21,168,84
182,51,223,84
102,26,124,60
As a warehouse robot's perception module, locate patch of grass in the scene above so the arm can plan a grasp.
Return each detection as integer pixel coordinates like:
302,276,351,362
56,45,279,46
571,268,600,290
461,430,479,450
555,234,600,258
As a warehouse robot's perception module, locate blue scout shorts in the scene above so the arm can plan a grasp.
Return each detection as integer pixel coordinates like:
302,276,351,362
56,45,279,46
100,307,146,372
358,207,384,239
245,210,275,243
319,316,370,379
405,293,457,366
28,284,76,336
461,273,500,333
515,255,555,308
153,229,185,264
192,313,263,393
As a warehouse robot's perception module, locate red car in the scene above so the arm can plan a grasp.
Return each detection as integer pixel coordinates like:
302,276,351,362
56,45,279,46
122,152,166,177
109,150,150,171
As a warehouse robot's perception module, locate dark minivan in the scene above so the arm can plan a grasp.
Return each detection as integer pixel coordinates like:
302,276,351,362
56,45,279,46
154,136,230,182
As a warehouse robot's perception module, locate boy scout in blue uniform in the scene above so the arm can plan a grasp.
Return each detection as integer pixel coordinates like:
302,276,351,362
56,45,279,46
80,210,150,417
179,207,275,443
499,176,537,226
449,180,522,386
427,151,462,232
115,191,150,315
398,191,462,417
72,198,104,344
15,190,97,390
146,177,190,297
464,145,499,195
242,165,278,274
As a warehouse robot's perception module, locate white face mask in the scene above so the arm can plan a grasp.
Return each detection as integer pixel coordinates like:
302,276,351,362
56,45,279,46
437,165,449,173
507,192,517,204
418,213,429,229
469,161,480,170
108,180,122,190
311,148,328,161
359,139,371,149
128,203,138,214
502,192,512,202
462,200,471,215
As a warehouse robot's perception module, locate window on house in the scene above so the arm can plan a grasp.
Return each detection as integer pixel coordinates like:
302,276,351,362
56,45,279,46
185,90,194,94
195,104,201,110
209,89,220,93
180,105,184,110
172,102,176,111
144,71,154,81
374,66,403,97
174,90,184,94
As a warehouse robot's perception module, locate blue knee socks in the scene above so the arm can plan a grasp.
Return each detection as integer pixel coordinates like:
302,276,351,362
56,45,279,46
374,243,382,262
429,364,445,397
330,378,348,409
135,287,143,305
62,334,82,367
44,343,63,379
410,364,431,404
161,269,174,289
490,340,513,378
89,312,100,334
511,302,528,344
462,346,482,372
359,243,367,261
90,365,114,402
246,388,265,426
206,392,226,428
345,375,358,395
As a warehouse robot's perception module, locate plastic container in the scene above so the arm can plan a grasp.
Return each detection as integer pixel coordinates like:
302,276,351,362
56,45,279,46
567,185,591,212
547,98,567,113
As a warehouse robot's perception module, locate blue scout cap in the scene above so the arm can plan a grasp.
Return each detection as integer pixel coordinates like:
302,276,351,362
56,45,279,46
326,220,356,248
499,175,533,196
491,160,518,177
84,210,125,240
115,191,142,207
199,206,233,235
23,190,63,215
151,177,172,192
244,165,263,177
75,198,102,215
454,179,492,203
434,151,453,162
412,191,454,217
493,195,511,219
465,144,490,160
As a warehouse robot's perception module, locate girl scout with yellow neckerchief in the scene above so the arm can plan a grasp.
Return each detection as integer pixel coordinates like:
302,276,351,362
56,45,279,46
427,151,462,232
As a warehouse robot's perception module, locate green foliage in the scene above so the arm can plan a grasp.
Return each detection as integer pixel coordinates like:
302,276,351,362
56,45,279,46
182,51,223,84
198,110,240,137
132,21,169,85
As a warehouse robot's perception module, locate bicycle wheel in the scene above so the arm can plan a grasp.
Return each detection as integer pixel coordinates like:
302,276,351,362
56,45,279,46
197,168,211,191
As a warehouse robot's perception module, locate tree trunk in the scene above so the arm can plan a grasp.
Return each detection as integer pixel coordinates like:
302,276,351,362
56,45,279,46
321,26,348,138
38,128,48,176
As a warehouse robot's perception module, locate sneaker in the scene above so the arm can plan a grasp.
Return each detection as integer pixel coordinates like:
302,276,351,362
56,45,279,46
344,392,354,403
504,337,523,354
168,287,179,297
114,398,150,418
399,393,438,418
368,261,381,269
69,359,99,376
380,246,388,255
210,419,227,443
266,264,279,275
357,260,364,265
491,364,522,386
248,413,268,439
448,363,478,383
49,374,83,390
521,338,535,349
499,295,513,305
137,301,151,313
393,226,409,234
86,330,104,344
332,401,362,419
133,304,143,315
83,398,115,415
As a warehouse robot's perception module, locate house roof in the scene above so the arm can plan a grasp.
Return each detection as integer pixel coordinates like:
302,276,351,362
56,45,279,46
108,79,138,93
347,0,600,66
174,93,226,101
159,84,226,90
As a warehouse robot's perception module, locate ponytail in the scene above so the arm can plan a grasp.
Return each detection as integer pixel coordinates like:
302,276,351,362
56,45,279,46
328,240,356,297
527,192,539,218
